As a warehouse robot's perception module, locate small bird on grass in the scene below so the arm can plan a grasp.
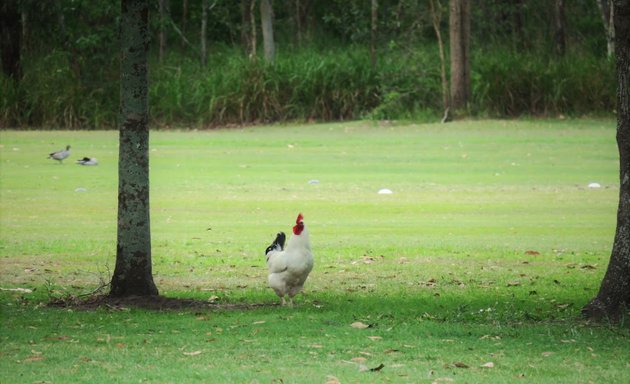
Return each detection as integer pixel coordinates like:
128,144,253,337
76,157,98,166
48,145,71,164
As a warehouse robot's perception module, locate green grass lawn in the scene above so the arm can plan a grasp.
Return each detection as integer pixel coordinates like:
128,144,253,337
1,119,628,383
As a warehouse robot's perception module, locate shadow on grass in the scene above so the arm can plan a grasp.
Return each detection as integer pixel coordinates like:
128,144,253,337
48,294,279,312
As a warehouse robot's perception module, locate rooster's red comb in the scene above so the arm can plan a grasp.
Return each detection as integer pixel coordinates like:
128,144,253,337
296,213,304,223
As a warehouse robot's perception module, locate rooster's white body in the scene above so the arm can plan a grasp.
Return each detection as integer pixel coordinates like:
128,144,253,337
265,214,313,306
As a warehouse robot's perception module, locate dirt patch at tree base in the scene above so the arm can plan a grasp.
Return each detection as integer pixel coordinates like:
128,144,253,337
48,294,275,312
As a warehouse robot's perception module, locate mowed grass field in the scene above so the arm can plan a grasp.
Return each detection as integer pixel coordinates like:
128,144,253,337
1,119,628,383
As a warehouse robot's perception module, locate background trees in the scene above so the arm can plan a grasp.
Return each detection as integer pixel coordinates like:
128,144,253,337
0,0,617,128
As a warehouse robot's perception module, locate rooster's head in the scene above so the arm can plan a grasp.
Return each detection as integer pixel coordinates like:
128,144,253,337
293,213,305,235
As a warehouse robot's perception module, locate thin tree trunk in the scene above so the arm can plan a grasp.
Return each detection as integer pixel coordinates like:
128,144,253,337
158,0,169,63
241,0,252,54
597,0,615,58
260,0,275,64
582,0,630,322
513,0,525,50
0,0,22,80
430,0,449,117
181,0,188,49
554,0,566,56
370,0,378,71
449,0,470,111
295,0,302,46
250,0,257,59
201,0,208,66
110,0,158,298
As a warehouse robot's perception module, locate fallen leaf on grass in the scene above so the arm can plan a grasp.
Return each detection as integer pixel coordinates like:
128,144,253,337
183,350,202,356
351,321,371,329
325,375,340,384
44,335,71,341
0,287,33,293
479,335,501,340
367,336,382,341
525,250,540,255
453,362,469,368
542,352,553,357
480,362,495,368
507,281,521,287
24,355,45,362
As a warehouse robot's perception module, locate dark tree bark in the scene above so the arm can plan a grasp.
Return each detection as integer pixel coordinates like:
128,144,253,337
110,0,158,298
449,0,471,111
554,0,566,56
260,0,275,64
582,0,630,322
0,0,22,80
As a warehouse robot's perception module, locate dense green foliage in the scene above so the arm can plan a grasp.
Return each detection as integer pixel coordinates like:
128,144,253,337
1,121,628,382
0,1,616,128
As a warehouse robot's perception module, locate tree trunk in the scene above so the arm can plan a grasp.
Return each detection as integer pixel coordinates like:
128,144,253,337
597,0,615,58
294,0,312,46
260,0,275,64
110,0,158,298
449,0,470,111
241,0,252,54
295,0,302,46
158,0,169,63
582,0,630,322
513,0,525,50
430,0,449,116
250,0,257,59
370,0,378,71
181,0,188,48
201,0,208,66
554,0,566,56
0,0,22,80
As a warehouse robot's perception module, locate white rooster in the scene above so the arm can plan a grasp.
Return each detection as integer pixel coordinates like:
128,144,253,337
265,213,314,306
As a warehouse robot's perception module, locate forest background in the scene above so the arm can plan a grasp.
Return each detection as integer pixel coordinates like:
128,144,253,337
0,0,617,129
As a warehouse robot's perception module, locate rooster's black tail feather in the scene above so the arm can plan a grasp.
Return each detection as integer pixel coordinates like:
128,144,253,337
265,232,286,256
